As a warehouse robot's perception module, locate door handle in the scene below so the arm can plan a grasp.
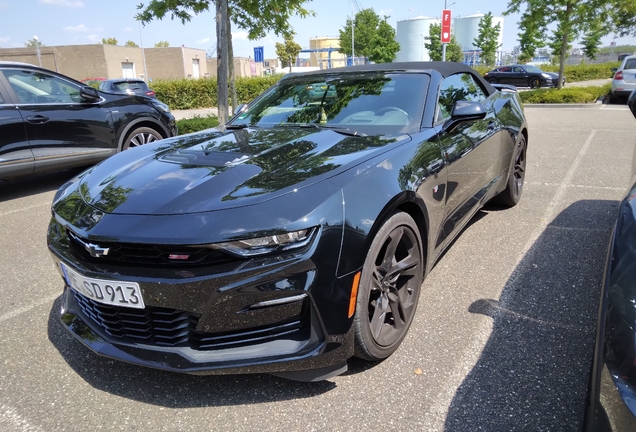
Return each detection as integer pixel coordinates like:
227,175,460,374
26,115,49,124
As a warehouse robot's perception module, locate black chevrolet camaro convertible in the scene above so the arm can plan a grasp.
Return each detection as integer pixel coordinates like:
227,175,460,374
48,62,528,381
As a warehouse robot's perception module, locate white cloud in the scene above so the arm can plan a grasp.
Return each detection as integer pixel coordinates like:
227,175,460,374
64,24,103,33
0,36,10,44
232,31,249,41
39,0,84,7
86,34,101,42
196,37,210,44
123,27,133,33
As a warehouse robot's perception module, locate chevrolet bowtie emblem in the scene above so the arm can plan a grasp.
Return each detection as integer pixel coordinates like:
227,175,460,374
69,232,110,258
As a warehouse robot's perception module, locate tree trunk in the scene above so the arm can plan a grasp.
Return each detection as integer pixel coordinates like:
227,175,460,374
226,11,237,115
557,4,572,90
216,0,229,124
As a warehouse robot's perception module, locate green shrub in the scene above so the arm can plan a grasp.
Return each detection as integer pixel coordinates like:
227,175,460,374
152,75,283,110
520,84,611,104
176,115,220,135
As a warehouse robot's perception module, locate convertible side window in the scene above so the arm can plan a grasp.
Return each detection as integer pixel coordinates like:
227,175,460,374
437,73,487,120
1,69,80,104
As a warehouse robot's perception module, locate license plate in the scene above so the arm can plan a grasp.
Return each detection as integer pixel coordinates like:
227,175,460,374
60,262,145,309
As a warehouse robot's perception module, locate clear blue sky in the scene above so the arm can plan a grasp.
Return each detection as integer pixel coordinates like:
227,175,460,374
1,0,635,59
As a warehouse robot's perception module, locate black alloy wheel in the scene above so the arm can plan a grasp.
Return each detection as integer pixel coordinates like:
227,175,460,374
529,77,541,89
353,212,424,361
488,77,498,84
493,136,527,207
122,127,163,151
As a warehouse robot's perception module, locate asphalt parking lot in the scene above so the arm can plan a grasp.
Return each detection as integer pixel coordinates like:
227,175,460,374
1,104,635,431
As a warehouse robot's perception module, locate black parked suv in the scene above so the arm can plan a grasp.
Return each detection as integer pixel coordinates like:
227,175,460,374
0,62,176,180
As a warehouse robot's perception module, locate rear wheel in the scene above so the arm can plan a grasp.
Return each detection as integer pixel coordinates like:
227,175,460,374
488,78,498,84
353,212,424,361
493,136,527,207
529,77,541,89
122,127,163,151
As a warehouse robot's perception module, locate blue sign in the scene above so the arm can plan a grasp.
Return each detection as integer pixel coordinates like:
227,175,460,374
254,46,264,63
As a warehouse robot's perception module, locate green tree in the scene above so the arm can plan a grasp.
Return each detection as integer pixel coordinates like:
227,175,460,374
424,23,463,62
473,12,501,67
368,18,400,63
154,40,170,47
125,40,139,47
102,37,118,45
338,8,399,63
516,8,546,63
25,38,43,47
506,0,621,89
136,0,314,124
275,36,302,72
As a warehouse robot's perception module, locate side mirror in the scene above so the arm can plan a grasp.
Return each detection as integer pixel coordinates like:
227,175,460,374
611,67,618,73
442,101,488,132
233,104,248,116
80,86,100,102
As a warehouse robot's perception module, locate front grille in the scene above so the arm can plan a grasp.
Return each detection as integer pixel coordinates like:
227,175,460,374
73,292,309,350
68,230,237,267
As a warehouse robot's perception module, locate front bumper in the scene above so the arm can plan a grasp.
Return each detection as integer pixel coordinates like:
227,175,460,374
48,215,356,381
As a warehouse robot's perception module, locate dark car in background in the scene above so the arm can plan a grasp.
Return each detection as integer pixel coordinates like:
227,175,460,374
48,62,528,381
585,91,636,431
98,78,157,99
484,64,565,89
0,62,176,180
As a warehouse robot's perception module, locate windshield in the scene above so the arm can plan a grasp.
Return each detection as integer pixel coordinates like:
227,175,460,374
230,72,429,135
524,65,543,73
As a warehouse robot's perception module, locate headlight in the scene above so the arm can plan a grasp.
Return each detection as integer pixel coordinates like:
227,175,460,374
152,100,171,113
541,73,551,79
210,228,316,257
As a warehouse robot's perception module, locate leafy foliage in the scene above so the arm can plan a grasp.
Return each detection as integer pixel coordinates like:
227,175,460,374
473,12,501,67
125,40,139,47
25,38,44,47
102,37,118,45
424,23,463,62
151,75,282,109
519,84,610,103
275,36,302,72
176,115,220,134
505,0,626,89
154,40,170,47
338,8,400,63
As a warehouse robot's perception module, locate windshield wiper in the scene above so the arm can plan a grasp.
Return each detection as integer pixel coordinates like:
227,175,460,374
225,124,257,130
277,123,366,137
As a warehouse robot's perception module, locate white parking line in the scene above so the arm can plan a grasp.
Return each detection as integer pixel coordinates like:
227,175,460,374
0,294,60,324
0,405,43,432
0,202,50,217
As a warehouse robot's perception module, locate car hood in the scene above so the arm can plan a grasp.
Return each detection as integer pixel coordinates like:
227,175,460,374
78,127,406,215
544,72,560,79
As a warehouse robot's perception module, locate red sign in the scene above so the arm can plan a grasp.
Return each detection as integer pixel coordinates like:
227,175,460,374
441,9,452,44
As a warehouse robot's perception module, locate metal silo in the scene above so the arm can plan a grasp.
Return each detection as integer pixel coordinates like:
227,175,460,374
395,16,441,62
454,14,504,51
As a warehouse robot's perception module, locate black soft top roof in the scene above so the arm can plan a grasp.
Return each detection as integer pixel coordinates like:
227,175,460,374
283,61,496,95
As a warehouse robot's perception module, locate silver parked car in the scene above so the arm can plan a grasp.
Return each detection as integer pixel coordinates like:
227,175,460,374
610,55,636,102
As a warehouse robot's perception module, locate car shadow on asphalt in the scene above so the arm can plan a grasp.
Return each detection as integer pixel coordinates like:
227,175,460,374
46,297,337,406
0,167,85,201
443,199,620,431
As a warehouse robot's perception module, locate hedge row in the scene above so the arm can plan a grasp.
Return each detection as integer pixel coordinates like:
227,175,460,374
152,75,282,110
519,84,611,104
176,115,220,135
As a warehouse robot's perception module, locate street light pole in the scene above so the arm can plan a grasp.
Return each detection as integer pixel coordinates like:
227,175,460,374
138,23,149,81
441,1,456,62
350,0,355,65
33,35,41,67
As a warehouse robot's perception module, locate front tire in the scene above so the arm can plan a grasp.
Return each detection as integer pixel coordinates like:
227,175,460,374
122,127,163,151
529,77,541,89
488,78,498,84
493,136,527,207
353,212,424,361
